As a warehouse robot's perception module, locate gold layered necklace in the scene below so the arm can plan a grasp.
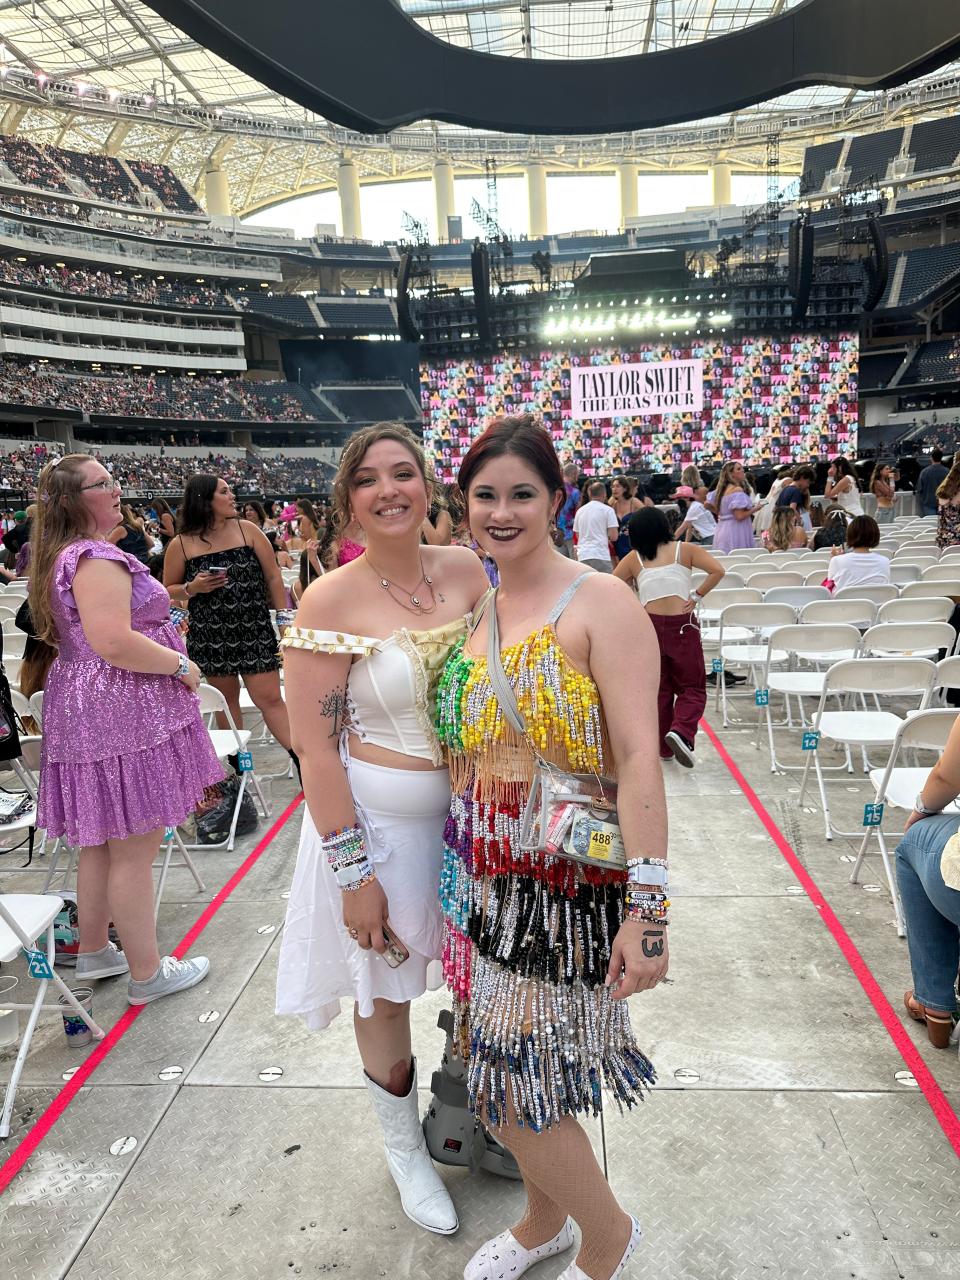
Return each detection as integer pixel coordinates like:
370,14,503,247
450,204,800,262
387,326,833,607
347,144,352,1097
366,552,440,615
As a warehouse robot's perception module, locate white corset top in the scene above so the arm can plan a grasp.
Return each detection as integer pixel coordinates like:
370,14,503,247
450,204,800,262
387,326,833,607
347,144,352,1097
281,615,469,766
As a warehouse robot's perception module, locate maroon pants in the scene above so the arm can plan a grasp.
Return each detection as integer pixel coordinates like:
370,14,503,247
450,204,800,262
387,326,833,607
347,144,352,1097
648,611,707,750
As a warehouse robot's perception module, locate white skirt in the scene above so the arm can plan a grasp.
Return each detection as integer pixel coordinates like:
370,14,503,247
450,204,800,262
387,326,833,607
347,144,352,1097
275,755,451,1031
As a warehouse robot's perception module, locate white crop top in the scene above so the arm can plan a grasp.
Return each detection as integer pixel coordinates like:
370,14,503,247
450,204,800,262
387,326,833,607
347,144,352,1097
280,616,469,765
636,541,694,606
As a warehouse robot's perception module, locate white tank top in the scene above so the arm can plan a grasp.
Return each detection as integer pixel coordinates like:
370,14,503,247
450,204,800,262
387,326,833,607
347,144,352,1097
637,542,694,606
833,483,863,517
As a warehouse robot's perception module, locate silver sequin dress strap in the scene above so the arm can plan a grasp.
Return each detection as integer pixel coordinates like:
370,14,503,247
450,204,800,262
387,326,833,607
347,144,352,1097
546,573,592,626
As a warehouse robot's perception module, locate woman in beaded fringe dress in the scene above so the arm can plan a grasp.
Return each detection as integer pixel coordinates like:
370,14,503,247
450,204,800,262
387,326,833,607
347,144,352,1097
436,416,669,1280
276,423,490,1237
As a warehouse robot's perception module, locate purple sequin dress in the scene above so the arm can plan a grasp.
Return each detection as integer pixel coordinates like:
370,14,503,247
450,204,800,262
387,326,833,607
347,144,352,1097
37,540,223,847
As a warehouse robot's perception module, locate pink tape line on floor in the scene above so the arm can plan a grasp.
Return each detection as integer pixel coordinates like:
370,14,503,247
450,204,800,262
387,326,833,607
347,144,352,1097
699,716,960,1159
0,793,304,1195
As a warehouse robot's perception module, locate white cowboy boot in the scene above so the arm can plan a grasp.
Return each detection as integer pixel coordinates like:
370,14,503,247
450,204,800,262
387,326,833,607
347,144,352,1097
364,1057,459,1235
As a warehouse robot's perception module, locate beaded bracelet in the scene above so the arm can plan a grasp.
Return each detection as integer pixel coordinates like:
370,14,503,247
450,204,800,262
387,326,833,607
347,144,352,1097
321,822,376,892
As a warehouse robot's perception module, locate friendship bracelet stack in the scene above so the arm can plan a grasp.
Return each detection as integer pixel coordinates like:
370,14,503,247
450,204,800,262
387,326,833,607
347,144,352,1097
321,822,376,891
275,609,297,628
625,856,670,926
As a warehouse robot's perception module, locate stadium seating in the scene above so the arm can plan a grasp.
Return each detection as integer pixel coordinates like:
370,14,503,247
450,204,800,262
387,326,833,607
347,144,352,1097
898,339,959,386
845,127,903,186
799,140,844,194
907,116,960,174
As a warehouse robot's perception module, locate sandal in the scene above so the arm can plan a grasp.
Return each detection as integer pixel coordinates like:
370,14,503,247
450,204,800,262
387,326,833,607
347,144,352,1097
904,990,955,1049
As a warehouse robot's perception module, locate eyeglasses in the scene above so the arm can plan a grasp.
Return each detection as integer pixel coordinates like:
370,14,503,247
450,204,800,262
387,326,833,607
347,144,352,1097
80,478,121,492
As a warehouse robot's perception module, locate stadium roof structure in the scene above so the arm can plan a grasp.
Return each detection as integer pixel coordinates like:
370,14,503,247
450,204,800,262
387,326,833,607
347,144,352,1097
0,0,957,216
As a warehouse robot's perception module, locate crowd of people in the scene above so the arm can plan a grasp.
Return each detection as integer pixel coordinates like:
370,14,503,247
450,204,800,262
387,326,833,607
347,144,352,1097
3,411,959,1280
0,257,234,311
0,441,332,496
0,363,320,423
0,138,201,215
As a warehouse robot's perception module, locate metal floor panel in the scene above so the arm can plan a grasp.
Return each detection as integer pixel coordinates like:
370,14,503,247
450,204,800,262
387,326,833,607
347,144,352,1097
0,1084,177,1280
0,901,284,1089
2,719,959,1280
60,1086,959,1280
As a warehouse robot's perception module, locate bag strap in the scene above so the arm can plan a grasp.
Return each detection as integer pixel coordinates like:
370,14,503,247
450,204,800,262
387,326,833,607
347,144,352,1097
485,588,529,739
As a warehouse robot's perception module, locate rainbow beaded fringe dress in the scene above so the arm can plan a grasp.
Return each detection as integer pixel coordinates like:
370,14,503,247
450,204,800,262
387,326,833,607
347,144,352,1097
435,577,655,1131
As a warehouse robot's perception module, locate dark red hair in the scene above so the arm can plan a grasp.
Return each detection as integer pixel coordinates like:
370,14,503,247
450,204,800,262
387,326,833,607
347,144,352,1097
457,414,564,518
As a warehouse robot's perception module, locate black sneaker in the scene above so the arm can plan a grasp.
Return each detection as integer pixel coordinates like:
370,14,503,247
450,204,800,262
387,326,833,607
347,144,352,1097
665,731,695,768
705,670,746,686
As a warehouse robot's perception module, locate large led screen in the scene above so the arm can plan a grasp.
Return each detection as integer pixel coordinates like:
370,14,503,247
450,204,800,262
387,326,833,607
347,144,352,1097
421,334,858,483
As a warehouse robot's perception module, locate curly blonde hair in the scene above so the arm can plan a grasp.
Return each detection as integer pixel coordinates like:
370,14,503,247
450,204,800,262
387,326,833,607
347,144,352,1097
329,423,438,541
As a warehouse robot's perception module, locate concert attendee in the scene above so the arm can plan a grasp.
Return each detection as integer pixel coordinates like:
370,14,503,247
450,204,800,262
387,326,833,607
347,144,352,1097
616,506,724,766
31,455,220,1004
917,449,949,519
896,712,960,1048
573,480,619,572
277,423,489,1236
936,458,960,550
608,476,644,563
824,456,863,518
828,515,892,590
163,475,293,755
438,415,668,1280
869,463,897,526
709,461,757,552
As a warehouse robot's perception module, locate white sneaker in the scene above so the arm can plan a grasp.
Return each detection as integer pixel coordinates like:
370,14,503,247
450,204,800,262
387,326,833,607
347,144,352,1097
127,955,210,1006
465,1218,575,1280
75,942,129,981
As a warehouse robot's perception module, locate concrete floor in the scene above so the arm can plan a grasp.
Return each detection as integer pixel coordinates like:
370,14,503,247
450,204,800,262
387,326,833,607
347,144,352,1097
1,712,958,1280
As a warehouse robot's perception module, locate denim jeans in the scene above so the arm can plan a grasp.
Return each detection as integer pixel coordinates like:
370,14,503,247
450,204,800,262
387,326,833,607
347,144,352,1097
895,813,960,1013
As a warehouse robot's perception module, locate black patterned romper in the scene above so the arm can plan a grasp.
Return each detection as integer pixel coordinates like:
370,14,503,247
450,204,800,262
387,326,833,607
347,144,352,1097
181,526,279,677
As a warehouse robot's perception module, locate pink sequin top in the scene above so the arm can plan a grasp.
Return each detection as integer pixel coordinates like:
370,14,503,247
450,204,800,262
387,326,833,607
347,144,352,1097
337,537,366,566
43,539,201,765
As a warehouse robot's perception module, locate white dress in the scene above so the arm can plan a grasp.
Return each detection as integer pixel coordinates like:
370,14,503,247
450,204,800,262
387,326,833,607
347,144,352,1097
275,617,468,1031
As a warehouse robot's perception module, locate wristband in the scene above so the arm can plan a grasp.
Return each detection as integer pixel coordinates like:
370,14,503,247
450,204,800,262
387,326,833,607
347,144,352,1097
275,609,296,627
172,652,189,679
321,822,376,891
914,792,942,816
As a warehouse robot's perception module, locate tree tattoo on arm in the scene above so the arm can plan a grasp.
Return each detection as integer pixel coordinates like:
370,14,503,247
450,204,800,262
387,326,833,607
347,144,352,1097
319,687,348,738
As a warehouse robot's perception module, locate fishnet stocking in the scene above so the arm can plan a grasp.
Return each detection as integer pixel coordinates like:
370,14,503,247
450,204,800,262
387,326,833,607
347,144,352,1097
488,1111,633,1280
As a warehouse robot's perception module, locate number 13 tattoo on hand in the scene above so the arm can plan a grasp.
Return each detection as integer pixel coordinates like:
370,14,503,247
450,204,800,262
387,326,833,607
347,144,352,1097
641,929,665,958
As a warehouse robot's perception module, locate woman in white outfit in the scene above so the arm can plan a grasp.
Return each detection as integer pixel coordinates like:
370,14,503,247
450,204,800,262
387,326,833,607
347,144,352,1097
277,423,489,1235
824,456,863,518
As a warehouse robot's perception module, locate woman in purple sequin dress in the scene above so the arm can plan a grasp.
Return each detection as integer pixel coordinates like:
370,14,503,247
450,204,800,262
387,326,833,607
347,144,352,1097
709,460,758,552
32,455,223,1005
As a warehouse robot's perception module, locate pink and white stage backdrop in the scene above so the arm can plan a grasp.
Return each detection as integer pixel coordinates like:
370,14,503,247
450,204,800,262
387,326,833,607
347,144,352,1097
420,334,858,483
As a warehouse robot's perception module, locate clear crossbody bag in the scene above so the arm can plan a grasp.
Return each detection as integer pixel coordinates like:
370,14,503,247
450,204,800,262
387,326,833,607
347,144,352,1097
483,589,626,872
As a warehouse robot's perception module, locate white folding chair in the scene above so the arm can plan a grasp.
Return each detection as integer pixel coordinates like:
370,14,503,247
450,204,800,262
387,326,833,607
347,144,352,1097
0,894,105,1137
193,684,270,851
799,657,937,841
2,630,26,659
803,569,833,586
849,707,960,936
0,606,17,624
799,598,877,628
714,602,797,727
28,690,43,729
901,581,960,601
757,623,863,772
889,563,921,586
861,621,956,659
833,584,899,606
3,656,21,689
924,654,960,709
763,586,831,611
741,571,805,590
877,597,954,625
